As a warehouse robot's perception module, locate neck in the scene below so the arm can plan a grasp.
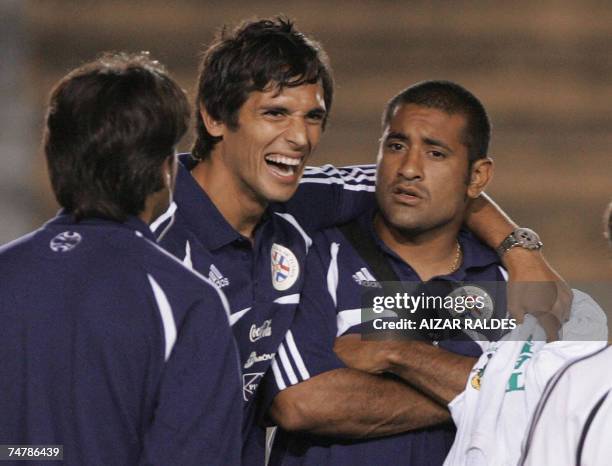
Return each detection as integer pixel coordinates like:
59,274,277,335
374,213,463,281
191,156,266,239
140,190,167,226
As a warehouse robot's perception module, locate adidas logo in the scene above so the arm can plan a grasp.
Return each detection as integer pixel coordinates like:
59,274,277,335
209,264,229,288
352,267,381,288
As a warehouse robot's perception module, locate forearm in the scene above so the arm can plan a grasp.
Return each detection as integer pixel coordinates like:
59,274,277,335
269,367,449,438
333,337,474,406
465,193,551,272
384,341,475,405
465,193,516,249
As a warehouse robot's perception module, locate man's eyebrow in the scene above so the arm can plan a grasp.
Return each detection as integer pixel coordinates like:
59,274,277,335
260,105,289,113
385,131,409,142
423,136,453,153
307,107,326,116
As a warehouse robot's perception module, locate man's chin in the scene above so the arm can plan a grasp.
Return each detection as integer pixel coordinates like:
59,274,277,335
259,183,300,204
382,212,427,236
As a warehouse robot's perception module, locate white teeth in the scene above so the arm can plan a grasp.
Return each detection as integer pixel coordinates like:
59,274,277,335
269,164,294,176
265,154,301,166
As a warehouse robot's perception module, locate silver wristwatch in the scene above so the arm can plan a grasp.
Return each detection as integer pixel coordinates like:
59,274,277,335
496,227,543,257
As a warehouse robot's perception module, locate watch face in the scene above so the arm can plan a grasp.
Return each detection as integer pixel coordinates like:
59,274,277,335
515,228,542,249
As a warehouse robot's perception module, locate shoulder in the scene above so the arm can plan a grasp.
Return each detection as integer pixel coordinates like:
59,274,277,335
271,211,314,251
300,163,377,190
0,229,39,261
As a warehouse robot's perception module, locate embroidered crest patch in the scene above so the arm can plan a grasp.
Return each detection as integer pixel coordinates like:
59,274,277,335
271,243,299,291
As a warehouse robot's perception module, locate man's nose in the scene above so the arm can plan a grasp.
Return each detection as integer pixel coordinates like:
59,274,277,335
397,148,424,181
284,116,309,151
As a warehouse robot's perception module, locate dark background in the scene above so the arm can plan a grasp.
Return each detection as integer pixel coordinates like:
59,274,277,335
2,0,611,283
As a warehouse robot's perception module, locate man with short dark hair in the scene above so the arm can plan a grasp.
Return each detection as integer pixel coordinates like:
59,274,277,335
154,18,379,465
264,80,563,465
0,52,242,466
156,17,570,465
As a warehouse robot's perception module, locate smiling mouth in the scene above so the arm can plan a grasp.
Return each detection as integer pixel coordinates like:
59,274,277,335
265,154,302,177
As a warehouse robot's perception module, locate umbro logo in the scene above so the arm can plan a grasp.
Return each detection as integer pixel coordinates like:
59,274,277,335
352,267,381,288
209,264,229,288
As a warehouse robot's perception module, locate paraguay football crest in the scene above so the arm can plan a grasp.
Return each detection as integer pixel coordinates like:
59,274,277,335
271,243,300,291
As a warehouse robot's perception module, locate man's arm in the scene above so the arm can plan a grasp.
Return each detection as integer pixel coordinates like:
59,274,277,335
334,335,476,405
264,240,458,439
279,164,377,231
466,193,572,338
269,367,449,438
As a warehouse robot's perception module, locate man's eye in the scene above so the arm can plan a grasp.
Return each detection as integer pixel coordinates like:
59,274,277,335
306,113,324,122
263,110,284,118
430,150,446,159
387,142,405,151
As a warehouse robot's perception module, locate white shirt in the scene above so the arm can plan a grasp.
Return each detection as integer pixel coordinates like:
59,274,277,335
520,344,612,466
445,289,607,466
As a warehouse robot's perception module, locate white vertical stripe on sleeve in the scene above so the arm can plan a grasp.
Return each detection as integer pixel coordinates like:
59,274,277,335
271,359,287,390
147,274,177,361
499,266,509,281
284,330,310,381
277,343,299,385
327,242,340,307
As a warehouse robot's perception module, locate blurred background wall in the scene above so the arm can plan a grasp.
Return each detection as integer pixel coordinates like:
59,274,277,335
2,0,611,284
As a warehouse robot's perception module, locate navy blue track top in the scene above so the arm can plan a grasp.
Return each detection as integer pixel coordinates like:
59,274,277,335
0,213,242,466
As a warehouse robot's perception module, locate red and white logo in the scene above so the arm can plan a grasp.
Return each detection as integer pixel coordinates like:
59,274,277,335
271,243,299,291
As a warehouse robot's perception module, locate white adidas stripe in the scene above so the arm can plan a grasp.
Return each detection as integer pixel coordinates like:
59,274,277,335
271,359,287,390
147,274,177,361
327,242,340,307
284,330,310,381
298,178,376,192
302,164,376,176
277,343,299,385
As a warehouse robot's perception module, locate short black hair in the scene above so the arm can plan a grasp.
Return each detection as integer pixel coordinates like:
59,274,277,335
192,16,334,160
44,52,189,221
382,80,491,163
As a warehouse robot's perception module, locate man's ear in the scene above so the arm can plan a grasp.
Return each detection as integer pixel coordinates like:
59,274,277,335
467,157,494,199
162,155,177,189
200,105,225,138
